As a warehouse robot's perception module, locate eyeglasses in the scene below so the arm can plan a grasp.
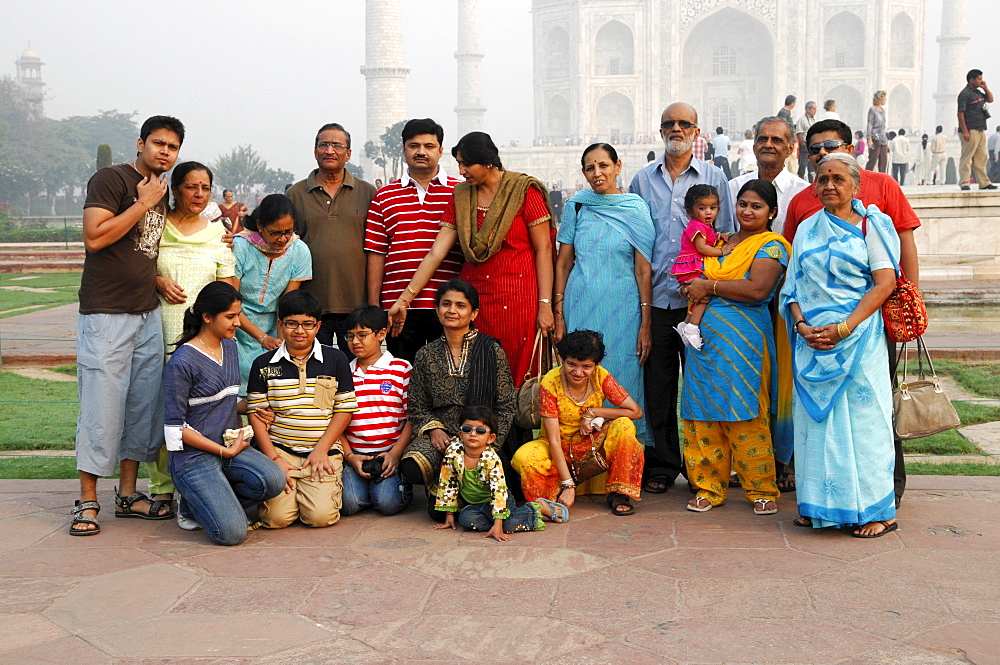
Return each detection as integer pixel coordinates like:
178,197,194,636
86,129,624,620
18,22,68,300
264,227,294,240
345,331,375,342
316,141,349,152
282,320,318,330
808,140,849,155
460,425,490,435
660,120,697,130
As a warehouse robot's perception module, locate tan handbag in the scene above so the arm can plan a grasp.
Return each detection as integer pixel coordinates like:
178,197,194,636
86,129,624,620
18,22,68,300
568,426,610,485
892,337,961,440
515,331,558,429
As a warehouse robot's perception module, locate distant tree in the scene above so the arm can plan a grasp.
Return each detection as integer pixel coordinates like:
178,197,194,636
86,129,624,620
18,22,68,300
63,110,139,164
211,145,297,201
363,140,386,182
345,162,364,180
96,144,112,172
363,120,407,183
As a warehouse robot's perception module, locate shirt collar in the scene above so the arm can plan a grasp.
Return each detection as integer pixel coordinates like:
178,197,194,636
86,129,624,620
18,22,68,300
350,350,394,373
658,154,704,178
401,166,449,188
305,168,356,192
271,338,324,364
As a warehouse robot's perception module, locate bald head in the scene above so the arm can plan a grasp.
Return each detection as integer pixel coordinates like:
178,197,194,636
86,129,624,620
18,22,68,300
661,103,698,126
659,103,700,158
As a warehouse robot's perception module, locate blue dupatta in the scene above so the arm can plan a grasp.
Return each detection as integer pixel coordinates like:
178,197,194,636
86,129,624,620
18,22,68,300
779,199,900,422
560,190,654,262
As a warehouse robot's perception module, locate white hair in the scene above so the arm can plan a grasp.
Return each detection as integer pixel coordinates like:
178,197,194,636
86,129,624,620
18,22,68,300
817,152,862,188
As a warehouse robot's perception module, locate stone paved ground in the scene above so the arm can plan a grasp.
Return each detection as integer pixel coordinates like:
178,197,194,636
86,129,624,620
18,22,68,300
1,476,999,665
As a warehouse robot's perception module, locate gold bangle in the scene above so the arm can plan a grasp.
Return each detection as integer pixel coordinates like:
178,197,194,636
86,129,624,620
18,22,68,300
640,302,652,307
838,321,852,339
406,286,419,297
711,281,719,296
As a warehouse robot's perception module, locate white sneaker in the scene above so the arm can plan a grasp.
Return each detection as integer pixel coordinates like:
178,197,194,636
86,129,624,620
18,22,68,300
684,324,704,350
177,512,202,531
674,322,692,348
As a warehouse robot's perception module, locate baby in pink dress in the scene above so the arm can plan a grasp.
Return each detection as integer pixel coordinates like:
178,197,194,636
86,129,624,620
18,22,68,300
670,184,724,350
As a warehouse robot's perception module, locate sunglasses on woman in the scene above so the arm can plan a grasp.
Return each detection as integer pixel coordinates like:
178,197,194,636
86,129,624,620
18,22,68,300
460,425,490,435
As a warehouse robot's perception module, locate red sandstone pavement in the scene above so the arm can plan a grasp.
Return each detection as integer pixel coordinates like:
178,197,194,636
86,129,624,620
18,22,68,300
1,476,998,664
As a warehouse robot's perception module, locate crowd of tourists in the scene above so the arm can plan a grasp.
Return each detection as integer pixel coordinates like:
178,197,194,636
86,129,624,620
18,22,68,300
71,97,926,545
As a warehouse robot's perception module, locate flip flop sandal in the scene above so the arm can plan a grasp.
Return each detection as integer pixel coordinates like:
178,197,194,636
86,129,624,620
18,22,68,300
69,500,101,536
792,516,813,527
643,475,671,494
776,473,796,493
851,520,899,539
753,499,778,515
537,498,570,523
728,473,741,488
114,487,175,520
606,492,635,516
686,496,714,512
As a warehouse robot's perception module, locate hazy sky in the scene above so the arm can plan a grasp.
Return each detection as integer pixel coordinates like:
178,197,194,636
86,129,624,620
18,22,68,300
2,0,995,181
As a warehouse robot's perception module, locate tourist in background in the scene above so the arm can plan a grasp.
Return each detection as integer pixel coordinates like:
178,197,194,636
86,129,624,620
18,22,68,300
628,103,734,495
150,161,237,505
233,194,312,392
286,123,376,350
781,153,899,538
817,99,840,122
737,129,756,174
554,142,654,447
711,127,732,179
795,101,817,181
389,131,555,389
988,125,1000,183
218,189,247,234
853,131,866,161
918,133,933,185
930,125,948,185
866,90,889,173
891,128,910,185
957,69,996,190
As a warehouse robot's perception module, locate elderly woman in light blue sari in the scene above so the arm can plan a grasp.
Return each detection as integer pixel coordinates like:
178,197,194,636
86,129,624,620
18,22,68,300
780,153,900,538
554,143,654,451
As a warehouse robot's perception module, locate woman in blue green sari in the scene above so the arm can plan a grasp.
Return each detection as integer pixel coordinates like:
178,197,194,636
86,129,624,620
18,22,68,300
780,153,899,538
554,143,654,450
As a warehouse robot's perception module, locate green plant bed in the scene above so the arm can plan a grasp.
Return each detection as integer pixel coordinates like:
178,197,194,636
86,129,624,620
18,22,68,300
0,372,78,451
0,457,149,480
932,359,1000,400
52,364,77,376
906,461,1000,476
0,272,82,318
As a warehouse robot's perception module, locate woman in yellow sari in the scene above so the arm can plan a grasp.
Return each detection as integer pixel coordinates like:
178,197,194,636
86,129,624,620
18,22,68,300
680,179,792,515
512,330,645,516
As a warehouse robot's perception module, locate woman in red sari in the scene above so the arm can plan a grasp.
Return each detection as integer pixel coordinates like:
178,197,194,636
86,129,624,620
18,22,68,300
389,132,555,386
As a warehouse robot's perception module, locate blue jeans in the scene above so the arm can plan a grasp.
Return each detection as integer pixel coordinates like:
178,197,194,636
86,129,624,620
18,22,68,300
341,465,412,516
457,496,541,533
171,447,285,546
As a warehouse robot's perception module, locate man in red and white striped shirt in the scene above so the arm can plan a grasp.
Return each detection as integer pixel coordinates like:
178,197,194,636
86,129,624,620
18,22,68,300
365,118,463,362
341,306,414,516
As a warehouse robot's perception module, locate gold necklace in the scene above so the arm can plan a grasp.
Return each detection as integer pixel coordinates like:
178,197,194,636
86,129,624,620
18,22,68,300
195,336,223,364
561,370,591,405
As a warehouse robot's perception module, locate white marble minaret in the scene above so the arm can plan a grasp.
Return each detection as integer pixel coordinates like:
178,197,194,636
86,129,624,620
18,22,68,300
455,0,486,138
360,0,409,145
934,0,970,130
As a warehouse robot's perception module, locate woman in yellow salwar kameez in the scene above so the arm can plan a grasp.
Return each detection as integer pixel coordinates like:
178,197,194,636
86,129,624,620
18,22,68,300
512,330,645,516
680,179,792,516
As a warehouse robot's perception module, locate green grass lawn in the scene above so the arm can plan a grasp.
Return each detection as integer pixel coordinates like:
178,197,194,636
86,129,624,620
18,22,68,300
902,401,1000,455
906,461,1000,476
933,359,1000,399
0,372,77,451
0,272,81,318
0,457,148,480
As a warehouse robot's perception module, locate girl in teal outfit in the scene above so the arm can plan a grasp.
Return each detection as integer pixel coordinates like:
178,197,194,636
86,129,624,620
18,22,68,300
554,143,655,447
233,194,312,392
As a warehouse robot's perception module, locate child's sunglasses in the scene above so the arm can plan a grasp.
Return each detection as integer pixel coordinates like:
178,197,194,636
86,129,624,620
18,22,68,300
460,425,490,435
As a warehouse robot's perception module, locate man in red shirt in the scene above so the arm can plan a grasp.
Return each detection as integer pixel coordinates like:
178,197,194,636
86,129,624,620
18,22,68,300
364,118,463,361
783,118,920,507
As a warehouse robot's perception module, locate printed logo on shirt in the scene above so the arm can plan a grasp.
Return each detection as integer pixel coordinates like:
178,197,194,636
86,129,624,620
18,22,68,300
380,380,392,394
259,365,284,380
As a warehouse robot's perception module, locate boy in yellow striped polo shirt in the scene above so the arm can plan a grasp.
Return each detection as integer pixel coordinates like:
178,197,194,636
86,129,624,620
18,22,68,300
247,291,358,528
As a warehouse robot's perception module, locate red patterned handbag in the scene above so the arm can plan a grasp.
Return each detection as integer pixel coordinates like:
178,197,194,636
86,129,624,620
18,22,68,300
881,272,928,342
862,215,928,342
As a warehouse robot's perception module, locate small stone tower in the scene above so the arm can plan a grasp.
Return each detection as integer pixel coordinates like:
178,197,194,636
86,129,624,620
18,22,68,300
360,0,409,146
14,46,45,114
455,0,486,138
934,0,970,129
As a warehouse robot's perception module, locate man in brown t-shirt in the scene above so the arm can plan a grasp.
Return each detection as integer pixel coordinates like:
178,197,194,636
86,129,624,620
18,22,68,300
286,123,376,352
71,116,184,536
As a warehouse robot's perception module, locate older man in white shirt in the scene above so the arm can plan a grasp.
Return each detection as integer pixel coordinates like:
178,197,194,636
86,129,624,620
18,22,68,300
728,116,809,235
